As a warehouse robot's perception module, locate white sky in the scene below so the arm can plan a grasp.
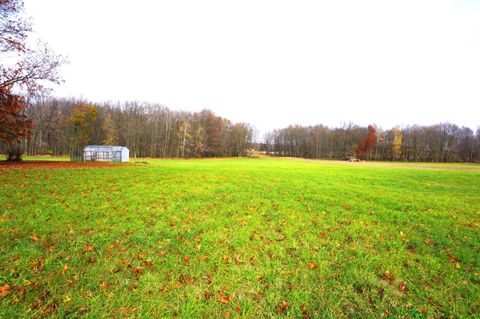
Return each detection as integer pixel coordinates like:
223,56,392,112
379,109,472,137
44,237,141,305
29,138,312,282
24,0,480,133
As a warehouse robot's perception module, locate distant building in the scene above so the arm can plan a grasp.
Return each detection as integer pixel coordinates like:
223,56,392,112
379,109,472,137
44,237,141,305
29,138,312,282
83,145,129,163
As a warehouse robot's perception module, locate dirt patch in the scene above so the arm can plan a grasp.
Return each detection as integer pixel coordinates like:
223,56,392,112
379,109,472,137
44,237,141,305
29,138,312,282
0,161,127,170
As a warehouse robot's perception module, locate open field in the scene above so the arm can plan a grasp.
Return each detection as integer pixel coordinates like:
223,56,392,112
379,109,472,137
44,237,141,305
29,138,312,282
0,158,479,318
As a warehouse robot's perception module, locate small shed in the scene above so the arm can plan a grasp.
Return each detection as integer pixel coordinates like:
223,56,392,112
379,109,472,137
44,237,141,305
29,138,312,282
83,145,129,163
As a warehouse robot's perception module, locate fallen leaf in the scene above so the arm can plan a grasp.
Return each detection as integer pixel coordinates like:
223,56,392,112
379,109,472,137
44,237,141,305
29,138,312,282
100,282,109,289
131,268,144,275
31,258,45,272
233,254,243,265
222,255,232,264
43,300,58,315
276,300,290,314
179,274,195,285
398,282,408,292
78,306,88,313
62,264,69,274
142,259,153,266
218,291,232,304
0,284,11,297
182,256,190,266
31,234,39,242
448,255,458,263
308,261,315,270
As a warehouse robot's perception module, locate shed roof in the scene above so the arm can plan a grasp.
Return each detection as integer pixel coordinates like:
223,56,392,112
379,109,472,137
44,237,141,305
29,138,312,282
84,145,129,151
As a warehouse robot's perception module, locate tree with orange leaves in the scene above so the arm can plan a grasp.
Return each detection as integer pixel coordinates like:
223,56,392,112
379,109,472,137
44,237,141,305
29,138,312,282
0,0,65,160
357,125,376,160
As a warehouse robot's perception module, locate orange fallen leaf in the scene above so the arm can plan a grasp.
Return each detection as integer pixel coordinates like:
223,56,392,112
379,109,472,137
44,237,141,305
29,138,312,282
448,255,458,263
142,259,153,266
218,290,232,304
179,274,195,285
254,293,263,300
240,220,248,226
0,284,11,297
31,257,45,272
399,282,408,292
276,300,290,314
62,264,69,274
182,256,190,266
172,281,183,289
100,282,109,289
308,261,315,270
131,268,143,275
30,234,39,242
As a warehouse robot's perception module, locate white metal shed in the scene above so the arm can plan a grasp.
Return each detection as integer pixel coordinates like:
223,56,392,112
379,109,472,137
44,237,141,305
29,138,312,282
83,145,129,163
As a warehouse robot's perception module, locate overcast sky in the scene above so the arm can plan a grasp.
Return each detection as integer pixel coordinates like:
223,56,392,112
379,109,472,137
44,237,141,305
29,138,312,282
24,0,480,133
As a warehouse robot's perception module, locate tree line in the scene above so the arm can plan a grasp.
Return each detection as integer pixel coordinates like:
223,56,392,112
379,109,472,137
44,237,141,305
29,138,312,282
14,98,255,158
262,122,480,162
2,97,478,162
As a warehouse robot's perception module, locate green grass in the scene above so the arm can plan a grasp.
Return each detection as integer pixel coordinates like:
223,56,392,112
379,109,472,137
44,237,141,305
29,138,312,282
1,158,479,318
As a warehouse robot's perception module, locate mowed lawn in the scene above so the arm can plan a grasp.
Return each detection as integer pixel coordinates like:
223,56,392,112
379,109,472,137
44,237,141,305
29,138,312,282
0,158,479,318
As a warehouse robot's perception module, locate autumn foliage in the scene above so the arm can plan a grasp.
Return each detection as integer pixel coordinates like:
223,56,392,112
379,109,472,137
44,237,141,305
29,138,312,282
357,125,376,159
0,0,64,159
0,86,32,143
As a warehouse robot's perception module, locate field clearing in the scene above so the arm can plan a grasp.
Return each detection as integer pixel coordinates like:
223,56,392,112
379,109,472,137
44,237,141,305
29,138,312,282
0,157,479,318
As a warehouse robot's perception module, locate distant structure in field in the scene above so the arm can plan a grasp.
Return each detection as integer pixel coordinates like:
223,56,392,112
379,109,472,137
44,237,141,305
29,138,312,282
83,145,129,163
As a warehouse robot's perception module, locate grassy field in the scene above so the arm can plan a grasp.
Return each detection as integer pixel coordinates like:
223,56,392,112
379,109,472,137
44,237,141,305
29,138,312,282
0,158,479,318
